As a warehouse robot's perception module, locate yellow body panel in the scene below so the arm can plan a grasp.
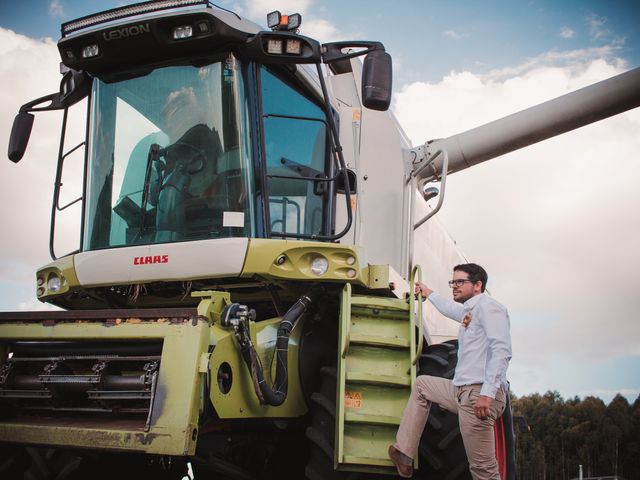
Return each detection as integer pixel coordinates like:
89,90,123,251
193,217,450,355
0,318,209,455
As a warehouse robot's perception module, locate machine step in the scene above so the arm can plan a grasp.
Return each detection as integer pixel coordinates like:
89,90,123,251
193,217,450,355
335,279,422,474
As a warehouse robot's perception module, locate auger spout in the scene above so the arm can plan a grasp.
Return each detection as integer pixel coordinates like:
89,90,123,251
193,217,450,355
411,66,640,185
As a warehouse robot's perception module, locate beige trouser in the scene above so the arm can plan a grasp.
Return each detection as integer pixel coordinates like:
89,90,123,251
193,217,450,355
394,375,507,480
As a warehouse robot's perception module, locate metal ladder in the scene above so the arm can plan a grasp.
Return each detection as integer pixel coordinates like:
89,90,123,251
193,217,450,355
335,266,423,473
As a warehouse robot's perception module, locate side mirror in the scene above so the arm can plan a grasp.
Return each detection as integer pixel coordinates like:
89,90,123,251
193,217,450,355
8,112,35,163
362,50,392,111
7,68,91,163
336,168,357,194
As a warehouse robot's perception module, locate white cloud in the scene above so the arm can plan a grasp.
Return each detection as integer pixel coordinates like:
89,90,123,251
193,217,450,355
586,13,610,40
393,55,640,398
484,47,624,82
560,26,574,39
302,18,340,43
442,30,468,40
49,0,64,18
0,28,80,310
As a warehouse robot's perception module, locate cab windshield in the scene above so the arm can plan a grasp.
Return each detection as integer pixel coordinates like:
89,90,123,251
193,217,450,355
83,58,254,250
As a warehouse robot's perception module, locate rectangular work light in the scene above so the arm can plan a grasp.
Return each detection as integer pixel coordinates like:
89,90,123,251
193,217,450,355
172,25,193,39
81,44,100,58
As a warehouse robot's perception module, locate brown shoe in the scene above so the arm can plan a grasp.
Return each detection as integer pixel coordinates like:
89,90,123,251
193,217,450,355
388,445,413,478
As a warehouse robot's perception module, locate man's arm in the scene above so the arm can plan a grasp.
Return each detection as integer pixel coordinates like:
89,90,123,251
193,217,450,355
415,282,466,322
479,301,512,399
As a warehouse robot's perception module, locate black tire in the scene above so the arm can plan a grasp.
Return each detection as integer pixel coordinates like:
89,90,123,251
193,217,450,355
0,447,187,480
305,366,352,480
305,367,393,480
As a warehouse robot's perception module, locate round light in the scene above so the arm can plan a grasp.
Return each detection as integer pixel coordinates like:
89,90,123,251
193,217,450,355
347,269,357,278
37,276,44,286
310,256,329,276
47,274,61,292
346,256,356,265
275,255,286,265
37,287,45,297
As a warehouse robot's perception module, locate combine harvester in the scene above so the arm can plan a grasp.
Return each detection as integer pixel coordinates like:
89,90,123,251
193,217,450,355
1,1,639,478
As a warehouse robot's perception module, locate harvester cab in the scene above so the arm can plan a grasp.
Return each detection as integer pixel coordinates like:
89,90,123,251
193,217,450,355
5,0,406,317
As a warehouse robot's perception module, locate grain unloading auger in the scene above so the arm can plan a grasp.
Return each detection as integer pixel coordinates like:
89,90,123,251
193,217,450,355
2,1,639,479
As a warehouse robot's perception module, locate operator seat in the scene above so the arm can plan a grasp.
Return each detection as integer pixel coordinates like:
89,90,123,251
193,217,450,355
155,124,222,242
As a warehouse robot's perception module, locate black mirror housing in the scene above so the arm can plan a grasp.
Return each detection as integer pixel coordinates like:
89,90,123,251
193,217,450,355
59,69,92,107
8,112,35,163
7,68,91,163
336,169,357,194
362,50,392,111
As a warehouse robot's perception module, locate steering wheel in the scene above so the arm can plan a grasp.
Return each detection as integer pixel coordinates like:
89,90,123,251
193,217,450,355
163,141,206,175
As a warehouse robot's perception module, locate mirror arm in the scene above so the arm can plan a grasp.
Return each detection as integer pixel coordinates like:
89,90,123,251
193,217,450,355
321,41,385,64
19,93,64,113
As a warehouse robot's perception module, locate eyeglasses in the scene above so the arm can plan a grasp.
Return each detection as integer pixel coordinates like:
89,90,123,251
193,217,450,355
448,279,475,288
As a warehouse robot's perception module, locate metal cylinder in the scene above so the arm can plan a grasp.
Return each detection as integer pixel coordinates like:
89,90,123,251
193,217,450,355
418,67,640,183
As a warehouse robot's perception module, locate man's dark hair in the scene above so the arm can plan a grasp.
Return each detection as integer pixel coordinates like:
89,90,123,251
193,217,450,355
453,263,488,292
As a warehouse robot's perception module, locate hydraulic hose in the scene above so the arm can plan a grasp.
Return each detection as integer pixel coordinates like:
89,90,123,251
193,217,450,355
239,287,321,406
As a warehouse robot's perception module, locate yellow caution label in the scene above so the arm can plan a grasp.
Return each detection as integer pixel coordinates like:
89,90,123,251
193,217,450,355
344,390,363,408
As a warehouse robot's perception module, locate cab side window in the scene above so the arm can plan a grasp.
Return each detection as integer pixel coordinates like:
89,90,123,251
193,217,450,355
260,67,327,237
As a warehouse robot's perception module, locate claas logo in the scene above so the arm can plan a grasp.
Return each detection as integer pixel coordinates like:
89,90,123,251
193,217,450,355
133,255,169,265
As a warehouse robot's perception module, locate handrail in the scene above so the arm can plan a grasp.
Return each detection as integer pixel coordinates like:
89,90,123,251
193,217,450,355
414,149,449,230
341,283,352,359
409,264,424,371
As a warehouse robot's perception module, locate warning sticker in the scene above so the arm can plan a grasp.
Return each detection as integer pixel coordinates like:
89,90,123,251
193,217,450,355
344,391,363,409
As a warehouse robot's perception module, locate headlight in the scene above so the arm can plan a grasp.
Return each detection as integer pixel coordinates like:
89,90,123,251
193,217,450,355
47,274,62,292
172,25,193,39
310,256,329,276
81,44,99,58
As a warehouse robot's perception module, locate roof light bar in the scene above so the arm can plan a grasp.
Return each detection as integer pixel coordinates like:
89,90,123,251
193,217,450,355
61,0,208,37
267,10,302,32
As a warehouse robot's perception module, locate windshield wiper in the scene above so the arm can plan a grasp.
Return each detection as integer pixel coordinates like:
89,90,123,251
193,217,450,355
137,143,162,241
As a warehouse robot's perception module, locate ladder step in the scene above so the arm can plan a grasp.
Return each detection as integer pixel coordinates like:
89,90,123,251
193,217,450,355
345,372,411,387
349,333,410,348
342,456,395,468
345,411,402,426
350,296,409,312
339,423,398,469
336,282,419,474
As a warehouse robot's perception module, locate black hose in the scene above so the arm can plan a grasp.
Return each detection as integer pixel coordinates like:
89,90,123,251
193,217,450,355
240,287,321,406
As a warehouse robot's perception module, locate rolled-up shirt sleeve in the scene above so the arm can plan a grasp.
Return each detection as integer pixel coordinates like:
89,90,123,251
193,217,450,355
428,292,466,323
479,302,512,398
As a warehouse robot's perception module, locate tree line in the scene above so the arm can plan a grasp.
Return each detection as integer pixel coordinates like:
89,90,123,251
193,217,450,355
511,391,640,480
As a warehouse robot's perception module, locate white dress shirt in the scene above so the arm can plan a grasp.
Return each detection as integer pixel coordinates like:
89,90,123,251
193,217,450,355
428,292,512,398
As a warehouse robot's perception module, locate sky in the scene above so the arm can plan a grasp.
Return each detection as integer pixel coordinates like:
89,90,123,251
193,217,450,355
0,0,639,405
